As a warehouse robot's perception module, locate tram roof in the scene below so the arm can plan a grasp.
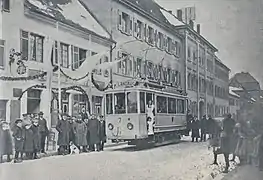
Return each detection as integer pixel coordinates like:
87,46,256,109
105,86,187,98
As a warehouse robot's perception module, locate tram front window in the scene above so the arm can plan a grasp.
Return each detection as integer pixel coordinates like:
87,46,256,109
127,92,137,113
106,94,113,114
114,93,126,114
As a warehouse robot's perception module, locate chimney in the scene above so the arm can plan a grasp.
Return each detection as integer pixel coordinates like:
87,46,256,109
197,24,200,34
189,20,194,29
177,9,183,21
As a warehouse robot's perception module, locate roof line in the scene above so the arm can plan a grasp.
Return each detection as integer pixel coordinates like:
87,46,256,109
78,0,113,41
174,25,218,52
215,58,230,71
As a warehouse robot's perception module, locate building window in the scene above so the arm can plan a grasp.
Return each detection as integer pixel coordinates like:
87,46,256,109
146,26,155,45
51,41,58,65
156,32,164,49
0,40,5,68
20,31,44,62
118,10,132,35
2,0,10,11
27,89,41,114
167,37,172,53
0,100,7,119
117,52,131,75
134,19,143,40
187,47,191,60
60,43,69,68
72,46,87,70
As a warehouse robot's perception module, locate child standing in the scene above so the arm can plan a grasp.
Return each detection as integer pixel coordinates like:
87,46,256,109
0,120,13,163
12,119,24,163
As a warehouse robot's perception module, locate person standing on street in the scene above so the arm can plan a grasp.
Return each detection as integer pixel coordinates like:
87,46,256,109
38,112,49,154
56,113,70,155
31,117,40,159
200,115,207,142
99,115,106,151
12,119,24,163
88,114,100,152
221,114,236,173
23,122,34,159
75,115,88,152
0,120,13,163
191,116,200,142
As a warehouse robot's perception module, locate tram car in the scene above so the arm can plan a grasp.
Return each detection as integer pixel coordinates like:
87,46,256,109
104,81,189,147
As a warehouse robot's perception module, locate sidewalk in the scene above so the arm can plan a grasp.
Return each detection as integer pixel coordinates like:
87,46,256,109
220,165,263,180
1,141,127,163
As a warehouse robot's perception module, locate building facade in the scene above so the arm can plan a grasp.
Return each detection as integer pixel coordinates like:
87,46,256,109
229,86,241,120
0,0,113,127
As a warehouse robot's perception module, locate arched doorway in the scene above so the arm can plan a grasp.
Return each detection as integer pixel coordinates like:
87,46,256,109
199,100,205,119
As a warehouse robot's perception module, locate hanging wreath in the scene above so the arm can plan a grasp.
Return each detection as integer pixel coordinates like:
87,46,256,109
0,66,58,81
91,72,112,91
60,68,89,81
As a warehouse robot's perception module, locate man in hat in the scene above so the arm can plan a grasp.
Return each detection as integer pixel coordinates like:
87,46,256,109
56,113,70,155
200,115,208,142
38,112,48,154
12,119,24,163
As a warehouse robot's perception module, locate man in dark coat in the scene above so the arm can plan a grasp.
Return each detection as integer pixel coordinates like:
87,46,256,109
56,114,70,155
31,119,40,159
75,115,88,152
221,114,236,173
23,123,34,159
38,112,49,154
0,121,13,163
88,114,100,151
200,115,207,142
12,119,24,163
191,116,200,142
99,115,106,151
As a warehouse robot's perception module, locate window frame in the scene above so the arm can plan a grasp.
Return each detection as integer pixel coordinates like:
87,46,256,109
127,91,138,114
156,95,168,114
71,45,87,70
2,0,10,12
0,40,5,68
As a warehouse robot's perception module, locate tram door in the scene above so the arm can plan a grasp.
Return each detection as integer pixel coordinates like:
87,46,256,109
146,93,155,135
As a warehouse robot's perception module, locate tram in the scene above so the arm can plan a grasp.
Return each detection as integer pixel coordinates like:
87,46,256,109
104,80,189,147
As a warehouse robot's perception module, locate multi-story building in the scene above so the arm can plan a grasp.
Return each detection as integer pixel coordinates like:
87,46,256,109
83,0,186,113
229,86,241,120
173,10,230,119
84,0,230,119
0,0,114,127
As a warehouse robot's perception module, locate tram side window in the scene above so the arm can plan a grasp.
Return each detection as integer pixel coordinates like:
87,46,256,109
127,92,138,113
114,93,126,114
146,93,154,105
168,98,176,114
140,92,146,113
177,99,185,114
106,94,113,114
157,96,167,113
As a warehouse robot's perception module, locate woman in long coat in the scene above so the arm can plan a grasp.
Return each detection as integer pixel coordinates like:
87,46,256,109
23,123,34,159
0,121,13,163
56,114,70,155
74,117,88,151
88,114,100,151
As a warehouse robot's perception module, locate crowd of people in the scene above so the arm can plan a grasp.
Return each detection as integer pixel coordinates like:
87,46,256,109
0,112,48,163
0,109,106,163
188,113,263,173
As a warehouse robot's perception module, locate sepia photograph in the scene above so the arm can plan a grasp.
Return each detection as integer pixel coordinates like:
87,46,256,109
0,0,263,179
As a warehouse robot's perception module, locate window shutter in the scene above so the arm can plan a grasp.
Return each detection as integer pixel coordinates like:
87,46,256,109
154,30,158,47
144,24,147,42
129,16,133,35
117,10,122,31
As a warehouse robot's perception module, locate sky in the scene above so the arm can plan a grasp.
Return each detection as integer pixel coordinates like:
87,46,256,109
155,0,263,86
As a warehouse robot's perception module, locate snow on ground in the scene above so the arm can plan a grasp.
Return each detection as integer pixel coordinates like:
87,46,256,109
57,0,109,38
0,137,237,180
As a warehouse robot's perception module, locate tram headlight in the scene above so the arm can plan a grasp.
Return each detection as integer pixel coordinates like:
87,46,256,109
108,123,114,130
127,123,134,130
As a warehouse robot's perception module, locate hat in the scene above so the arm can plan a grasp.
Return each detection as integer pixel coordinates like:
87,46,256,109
39,111,44,115
15,119,23,124
22,113,27,117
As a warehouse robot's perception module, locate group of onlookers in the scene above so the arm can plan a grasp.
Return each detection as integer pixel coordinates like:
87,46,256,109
56,110,106,155
0,112,48,163
188,113,263,173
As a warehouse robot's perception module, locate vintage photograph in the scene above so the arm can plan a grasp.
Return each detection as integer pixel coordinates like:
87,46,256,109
0,0,263,180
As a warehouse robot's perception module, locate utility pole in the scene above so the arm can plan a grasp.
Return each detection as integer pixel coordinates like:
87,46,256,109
56,22,62,114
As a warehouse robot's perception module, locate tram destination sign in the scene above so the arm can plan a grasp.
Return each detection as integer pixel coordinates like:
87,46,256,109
113,80,137,88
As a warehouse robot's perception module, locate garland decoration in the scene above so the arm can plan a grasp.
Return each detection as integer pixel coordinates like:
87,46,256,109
60,68,89,81
18,84,47,100
9,49,22,73
91,72,112,91
0,66,58,81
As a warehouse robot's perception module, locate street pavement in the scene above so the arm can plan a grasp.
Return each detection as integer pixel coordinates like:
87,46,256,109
0,137,237,180
221,165,263,180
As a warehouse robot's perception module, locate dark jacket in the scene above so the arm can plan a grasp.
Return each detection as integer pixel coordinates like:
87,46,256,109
221,117,236,154
99,121,106,142
0,127,13,155
200,117,207,131
69,121,76,143
56,120,70,146
23,127,34,153
74,121,88,146
39,118,48,134
88,118,100,145
191,120,200,138
12,126,24,152
31,124,40,151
